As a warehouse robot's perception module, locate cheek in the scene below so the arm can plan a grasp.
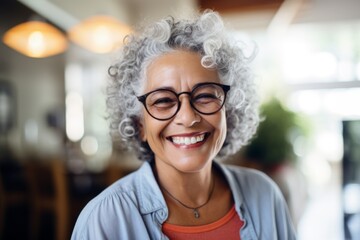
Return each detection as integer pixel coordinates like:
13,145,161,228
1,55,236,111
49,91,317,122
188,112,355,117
139,112,147,141
213,112,227,148
142,115,166,142
220,118,227,136
215,112,227,144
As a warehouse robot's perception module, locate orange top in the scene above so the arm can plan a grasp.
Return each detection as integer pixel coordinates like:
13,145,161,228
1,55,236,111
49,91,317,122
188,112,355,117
162,205,244,240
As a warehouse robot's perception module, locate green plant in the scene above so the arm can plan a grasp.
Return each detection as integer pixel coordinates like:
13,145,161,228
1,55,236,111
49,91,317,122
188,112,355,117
242,98,304,168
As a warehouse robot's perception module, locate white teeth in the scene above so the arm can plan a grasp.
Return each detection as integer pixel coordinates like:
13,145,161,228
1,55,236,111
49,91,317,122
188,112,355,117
172,134,205,145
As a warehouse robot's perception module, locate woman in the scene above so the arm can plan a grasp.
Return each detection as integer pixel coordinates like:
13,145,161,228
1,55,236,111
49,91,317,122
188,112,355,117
71,10,296,240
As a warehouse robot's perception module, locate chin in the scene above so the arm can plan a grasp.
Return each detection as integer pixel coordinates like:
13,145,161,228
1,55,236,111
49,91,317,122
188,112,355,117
171,156,212,173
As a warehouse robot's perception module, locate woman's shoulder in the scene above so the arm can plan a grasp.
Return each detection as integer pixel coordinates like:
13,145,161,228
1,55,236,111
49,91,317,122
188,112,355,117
218,163,296,239
218,163,282,197
84,162,154,210
82,161,163,209
71,162,159,239
221,163,272,183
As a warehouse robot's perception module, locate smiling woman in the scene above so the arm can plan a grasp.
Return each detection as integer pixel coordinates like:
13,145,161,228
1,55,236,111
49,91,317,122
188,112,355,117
139,51,228,175
71,10,296,240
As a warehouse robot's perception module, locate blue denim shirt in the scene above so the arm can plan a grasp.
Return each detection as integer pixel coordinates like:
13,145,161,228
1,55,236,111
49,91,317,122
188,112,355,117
71,162,296,240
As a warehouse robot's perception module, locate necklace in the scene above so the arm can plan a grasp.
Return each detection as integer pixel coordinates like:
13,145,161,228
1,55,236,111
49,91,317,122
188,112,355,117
160,175,215,219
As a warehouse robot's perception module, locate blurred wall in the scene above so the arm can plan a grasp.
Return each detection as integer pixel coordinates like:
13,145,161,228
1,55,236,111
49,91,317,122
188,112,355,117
0,2,66,159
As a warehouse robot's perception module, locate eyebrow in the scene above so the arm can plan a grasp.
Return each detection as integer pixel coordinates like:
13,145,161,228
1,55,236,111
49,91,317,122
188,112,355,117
152,86,175,91
149,82,219,93
143,86,177,95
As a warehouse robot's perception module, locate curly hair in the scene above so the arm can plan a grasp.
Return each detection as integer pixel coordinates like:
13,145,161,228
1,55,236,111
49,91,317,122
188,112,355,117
107,10,259,161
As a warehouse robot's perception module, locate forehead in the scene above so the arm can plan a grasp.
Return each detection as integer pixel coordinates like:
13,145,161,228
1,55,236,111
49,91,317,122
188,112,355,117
144,50,220,91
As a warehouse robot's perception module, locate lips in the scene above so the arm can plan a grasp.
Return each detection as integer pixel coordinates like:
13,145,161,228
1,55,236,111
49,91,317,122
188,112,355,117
167,133,209,146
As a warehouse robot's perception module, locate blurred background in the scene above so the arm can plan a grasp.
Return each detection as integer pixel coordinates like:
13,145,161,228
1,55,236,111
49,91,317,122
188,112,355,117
1,0,360,239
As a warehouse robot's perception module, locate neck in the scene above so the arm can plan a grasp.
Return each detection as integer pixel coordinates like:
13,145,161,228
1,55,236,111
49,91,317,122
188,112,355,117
153,160,214,206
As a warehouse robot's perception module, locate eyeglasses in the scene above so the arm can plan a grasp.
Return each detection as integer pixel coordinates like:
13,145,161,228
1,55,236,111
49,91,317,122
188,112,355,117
137,82,230,121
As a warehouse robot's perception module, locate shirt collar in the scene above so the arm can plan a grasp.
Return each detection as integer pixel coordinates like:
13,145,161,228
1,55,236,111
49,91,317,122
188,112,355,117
213,162,246,217
136,162,168,215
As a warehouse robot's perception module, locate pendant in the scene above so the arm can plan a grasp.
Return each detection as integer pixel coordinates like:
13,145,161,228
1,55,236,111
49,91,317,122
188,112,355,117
194,209,200,218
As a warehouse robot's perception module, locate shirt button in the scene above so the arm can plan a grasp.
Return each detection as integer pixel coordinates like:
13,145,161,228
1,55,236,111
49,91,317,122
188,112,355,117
158,210,166,219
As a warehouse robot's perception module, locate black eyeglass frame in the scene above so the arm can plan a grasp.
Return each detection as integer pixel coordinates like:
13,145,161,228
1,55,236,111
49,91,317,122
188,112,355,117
137,82,231,121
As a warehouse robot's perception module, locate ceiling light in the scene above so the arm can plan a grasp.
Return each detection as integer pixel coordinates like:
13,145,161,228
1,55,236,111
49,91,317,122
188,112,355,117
68,15,132,54
2,21,67,58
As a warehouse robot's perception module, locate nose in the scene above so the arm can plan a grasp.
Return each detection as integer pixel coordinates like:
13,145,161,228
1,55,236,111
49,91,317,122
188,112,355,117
173,95,200,127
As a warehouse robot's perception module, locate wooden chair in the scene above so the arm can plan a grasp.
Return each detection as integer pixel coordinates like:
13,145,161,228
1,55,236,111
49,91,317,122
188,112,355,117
104,163,137,186
26,159,69,240
0,164,28,238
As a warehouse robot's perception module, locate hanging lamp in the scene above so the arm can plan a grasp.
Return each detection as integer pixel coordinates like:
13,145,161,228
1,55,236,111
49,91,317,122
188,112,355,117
68,15,132,54
2,20,67,58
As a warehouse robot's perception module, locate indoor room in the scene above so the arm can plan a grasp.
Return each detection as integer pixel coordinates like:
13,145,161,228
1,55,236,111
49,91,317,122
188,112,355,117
1,0,360,239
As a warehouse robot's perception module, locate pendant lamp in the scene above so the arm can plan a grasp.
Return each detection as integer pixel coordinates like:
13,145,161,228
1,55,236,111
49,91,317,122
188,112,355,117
2,21,67,58
68,15,132,54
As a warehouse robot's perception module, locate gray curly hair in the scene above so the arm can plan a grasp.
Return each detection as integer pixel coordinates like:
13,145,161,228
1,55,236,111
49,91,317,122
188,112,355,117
107,10,259,161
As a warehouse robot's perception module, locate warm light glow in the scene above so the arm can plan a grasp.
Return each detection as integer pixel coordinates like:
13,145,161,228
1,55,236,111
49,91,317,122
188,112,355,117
28,31,46,55
68,15,132,53
2,21,67,58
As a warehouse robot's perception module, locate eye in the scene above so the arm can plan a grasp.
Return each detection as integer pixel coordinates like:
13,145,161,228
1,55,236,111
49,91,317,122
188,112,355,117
148,97,178,111
152,97,177,106
193,93,219,103
146,90,178,109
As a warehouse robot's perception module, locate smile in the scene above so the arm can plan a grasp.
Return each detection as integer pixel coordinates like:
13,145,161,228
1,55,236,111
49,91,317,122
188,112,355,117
168,133,208,146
